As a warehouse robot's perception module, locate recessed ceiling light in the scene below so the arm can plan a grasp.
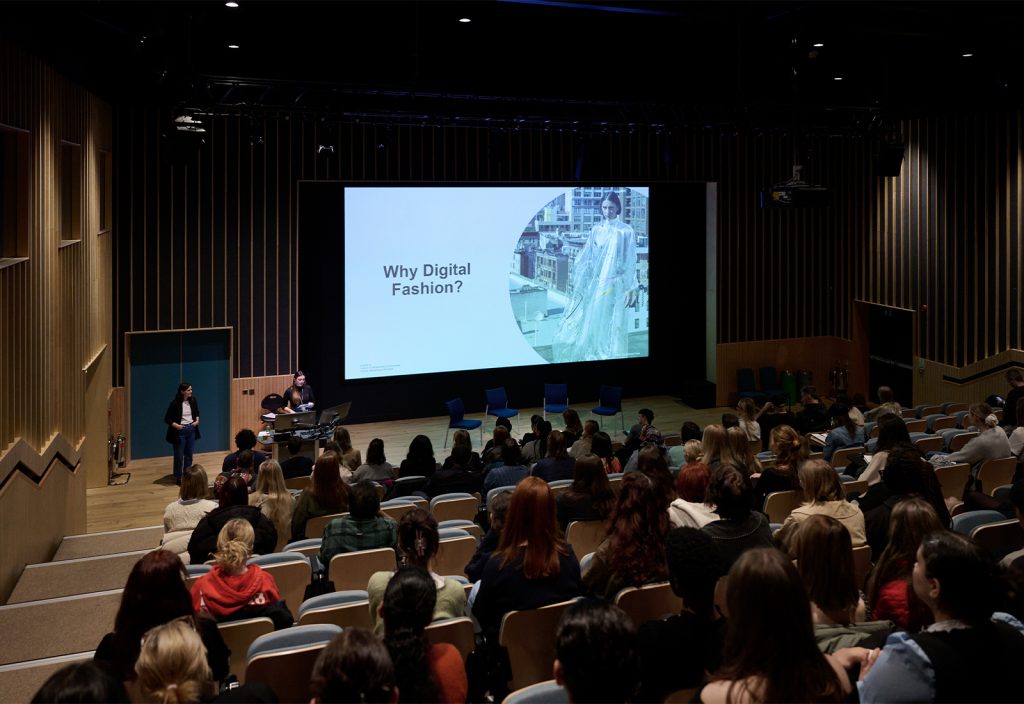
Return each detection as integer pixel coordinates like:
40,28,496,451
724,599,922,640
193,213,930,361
813,42,824,47
962,52,973,58
228,44,240,49
833,76,843,81
458,17,471,23
225,2,239,7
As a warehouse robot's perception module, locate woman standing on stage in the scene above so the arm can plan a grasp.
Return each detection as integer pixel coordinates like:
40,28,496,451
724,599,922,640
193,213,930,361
164,382,200,485
281,370,315,413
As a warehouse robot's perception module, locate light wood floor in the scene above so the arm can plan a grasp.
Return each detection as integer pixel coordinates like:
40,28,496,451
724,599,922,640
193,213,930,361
86,395,731,533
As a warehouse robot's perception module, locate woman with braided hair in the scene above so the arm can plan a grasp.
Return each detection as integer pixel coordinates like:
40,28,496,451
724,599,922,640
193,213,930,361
366,508,467,634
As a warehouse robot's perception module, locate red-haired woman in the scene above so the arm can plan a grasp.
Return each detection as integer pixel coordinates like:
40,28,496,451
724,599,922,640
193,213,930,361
291,452,350,541
94,550,229,684
584,472,670,599
472,477,583,634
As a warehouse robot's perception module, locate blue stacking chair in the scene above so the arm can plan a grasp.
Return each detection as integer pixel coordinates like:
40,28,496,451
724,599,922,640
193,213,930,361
484,387,519,428
737,368,767,401
758,366,785,398
444,397,482,448
543,383,569,420
592,385,624,432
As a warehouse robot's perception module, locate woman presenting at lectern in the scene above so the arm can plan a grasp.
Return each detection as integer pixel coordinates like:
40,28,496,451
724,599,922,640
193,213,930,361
552,191,638,362
281,370,315,413
164,382,200,485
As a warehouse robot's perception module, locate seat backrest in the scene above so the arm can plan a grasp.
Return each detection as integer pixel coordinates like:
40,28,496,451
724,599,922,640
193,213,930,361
977,457,1017,493
438,519,483,540
931,416,957,432
942,402,968,415
247,553,311,617
297,590,372,630
949,431,979,453
328,547,398,592
916,405,943,418
736,368,756,391
763,490,803,524
851,545,872,591
431,496,479,523
565,520,607,562
446,397,467,422
970,519,1024,555
217,617,275,684
503,680,569,704
499,599,579,691
305,512,349,541
713,576,729,618
283,538,322,558
284,475,311,491
830,445,864,469
842,479,869,497
598,385,622,408
487,485,515,508
245,624,341,703
904,419,928,433
543,383,568,405
901,408,919,419
380,502,417,522
613,581,683,625
424,616,476,662
547,479,573,499
923,414,946,432
914,435,946,455
952,510,1008,536
434,536,477,579
485,387,509,409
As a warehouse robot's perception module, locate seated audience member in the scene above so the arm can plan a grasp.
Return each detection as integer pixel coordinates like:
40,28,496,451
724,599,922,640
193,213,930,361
32,661,129,704
681,421,704,444
381,566,469,704
859,443,951,560
727,425,763,475
831,393,866,428
280,435,314,479
162,464,217,559
519,414,545,447
854,413,910,485
310,629,398,704
482,439,530,494
332,425,363,472
669,435,701,468
465,490,512,582
634,442,676,501
521,419,553,465
1002,368,1024,429
322,442,354,483
554,600,640,704
1001,481,1024,571
482,417,514,462
568,419,600,458
736,398,761,442
929,402,1012,474
700,548,852,703
191,519,293,628
291,452,350,541
440,428,483,473
187,475,277,564
796,385,831,435
399,434,440,479
823,403,866,462
636,527,726,702
221,428,269,475
215,448,256,492
561,408,584,447
756,395,798,451
94,550,228,683
864,385,903,420
700,424,733,471
531,429,576,482
669,461,718,528
352,438,396,483
584,472,669,599
623,427,669,474
590,431,622,474
249,459,293,551
776,459,866,550
472,477,583,634
853,531,1024,703
424,444,483,497
619,408,658,466
320,481,397,566
866,497,943,632
790,515,866,626
367,509,466,633
721,412,740,430
701,463,774,573
556,453,616,531
751,424,805,509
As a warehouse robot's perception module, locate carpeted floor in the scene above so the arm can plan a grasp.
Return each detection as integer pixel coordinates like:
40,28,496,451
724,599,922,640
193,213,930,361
52,526,163,561
8,551,149,604
0,590,121,665
0,652,94,703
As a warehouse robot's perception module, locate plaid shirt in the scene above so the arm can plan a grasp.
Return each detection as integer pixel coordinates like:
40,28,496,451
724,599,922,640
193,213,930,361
319,515,397,567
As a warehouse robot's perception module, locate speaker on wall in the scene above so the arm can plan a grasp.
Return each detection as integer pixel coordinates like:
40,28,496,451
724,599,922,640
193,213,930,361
876,141,905,177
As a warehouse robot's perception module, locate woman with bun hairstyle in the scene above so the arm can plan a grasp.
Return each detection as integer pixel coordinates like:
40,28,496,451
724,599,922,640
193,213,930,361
751,425,805,509
930,402,1012,477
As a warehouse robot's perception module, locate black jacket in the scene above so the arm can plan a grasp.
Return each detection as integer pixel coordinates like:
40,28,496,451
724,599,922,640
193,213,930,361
187,505,278,564
164,397,201,444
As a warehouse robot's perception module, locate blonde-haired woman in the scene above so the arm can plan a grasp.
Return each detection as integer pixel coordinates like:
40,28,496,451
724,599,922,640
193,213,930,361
776,459,866,551
249,460,293,551
736,398,761,443
190,519,293,629
727,426,763,475
930,402,1012,475
135,618,214,703
161,465,217,561
700,424,733,471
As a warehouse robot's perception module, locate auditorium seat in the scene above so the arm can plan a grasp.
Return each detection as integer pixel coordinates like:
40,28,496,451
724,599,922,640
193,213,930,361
297,590,372,630
565,520,606,562
429,493,479,523
327,547,398,592
434,535,477,579
613,581,683,624
244,624,341,703
500,599,580,691
424,616,476,662
217,617,274,683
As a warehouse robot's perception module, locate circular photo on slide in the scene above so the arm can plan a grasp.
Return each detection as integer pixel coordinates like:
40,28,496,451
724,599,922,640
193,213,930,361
509,187,649,364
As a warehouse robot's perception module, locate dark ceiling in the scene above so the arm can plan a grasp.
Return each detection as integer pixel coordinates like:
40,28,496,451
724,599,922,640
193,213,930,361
4,1,1024,134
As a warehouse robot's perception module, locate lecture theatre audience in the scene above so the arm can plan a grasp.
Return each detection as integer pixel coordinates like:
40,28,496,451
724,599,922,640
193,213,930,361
187,475,278,565
702,463,774,571
291,451,350,541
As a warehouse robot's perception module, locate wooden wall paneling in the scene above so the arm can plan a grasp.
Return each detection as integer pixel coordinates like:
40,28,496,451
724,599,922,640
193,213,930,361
229,374,293,448
915,349,1024,406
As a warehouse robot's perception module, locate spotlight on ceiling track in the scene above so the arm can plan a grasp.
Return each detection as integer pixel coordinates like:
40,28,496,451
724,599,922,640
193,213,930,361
225,2,239,7
459,17,471,23
228,44,240,49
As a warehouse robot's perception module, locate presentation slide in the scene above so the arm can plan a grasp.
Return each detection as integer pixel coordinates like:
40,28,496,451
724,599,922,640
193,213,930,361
343,185,650,380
